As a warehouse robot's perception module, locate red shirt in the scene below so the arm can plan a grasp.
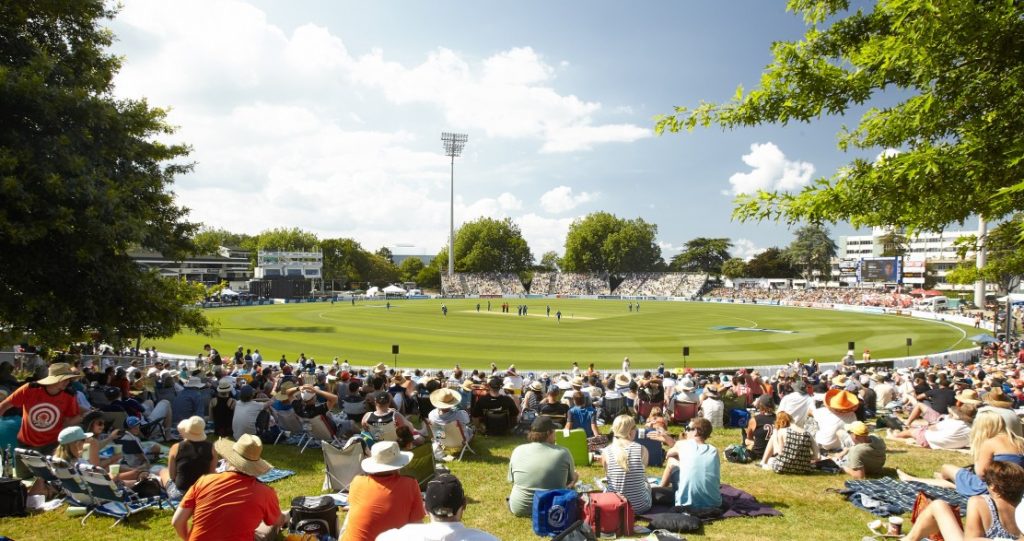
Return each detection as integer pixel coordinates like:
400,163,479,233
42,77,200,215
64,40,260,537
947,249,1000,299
181,471,281,541
341,473,425,541
7,383,80,447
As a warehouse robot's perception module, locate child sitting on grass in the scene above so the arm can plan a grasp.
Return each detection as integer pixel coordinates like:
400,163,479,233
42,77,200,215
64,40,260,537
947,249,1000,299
645,406,668,433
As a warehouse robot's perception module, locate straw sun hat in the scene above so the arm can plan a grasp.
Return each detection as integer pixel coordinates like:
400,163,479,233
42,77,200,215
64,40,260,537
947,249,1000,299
37,363,81,385
430,388,462,410
214,434,273,477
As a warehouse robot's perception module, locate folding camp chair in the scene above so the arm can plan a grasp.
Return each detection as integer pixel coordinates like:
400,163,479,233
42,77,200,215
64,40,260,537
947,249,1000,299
405,442,439,491
321,437,366,493
601,397,626,422
15,448,61,494
429,420,475,462
48,457,98,523
77,465,164,527
101,411,128,431
555,428,591,466
303,415,340,453
272,408,308,447
671,401,699,425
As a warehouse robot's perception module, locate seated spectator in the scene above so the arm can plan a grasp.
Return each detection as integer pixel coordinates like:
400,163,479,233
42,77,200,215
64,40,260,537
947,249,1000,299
900,461,1024,541
760,411,820,474
120,416,162,468
231,385,273,440
428,388,472,458
905,375,956,424
172,434,287,540
342,441,425,541
673,379,699,404
601,415,652,514
655,418,720,510
471,377,519,436
171,376,206,425
377,473,499,541
507,416,578,517
979,388,1023,437
645,406,668,434
341,380,368,417
777,380,814,428
362,391,415,442
160,416,217,500
812,389,860,452
830,421,886,479
889,403,976,450
522,381,544,412
54,425,147,484
208,378,235,438
566,391,600,438
745,395,777,461
698,385,724,429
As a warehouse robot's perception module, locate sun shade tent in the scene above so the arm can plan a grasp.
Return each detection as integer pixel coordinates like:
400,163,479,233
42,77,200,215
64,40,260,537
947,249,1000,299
365,286,380,297
382,284,406,295
969,334,1000,344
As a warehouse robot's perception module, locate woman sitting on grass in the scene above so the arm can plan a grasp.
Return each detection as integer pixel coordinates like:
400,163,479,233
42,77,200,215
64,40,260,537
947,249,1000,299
759,411,819,474
896,410,1024,496
601,415,652,513
900,461,1024,541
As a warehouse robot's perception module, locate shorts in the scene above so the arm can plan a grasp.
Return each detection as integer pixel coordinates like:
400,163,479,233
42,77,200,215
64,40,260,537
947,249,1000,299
912,427,931,448
921,405,941,424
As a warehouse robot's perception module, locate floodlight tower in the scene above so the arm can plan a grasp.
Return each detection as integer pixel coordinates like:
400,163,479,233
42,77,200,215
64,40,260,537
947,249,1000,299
441,132,468,279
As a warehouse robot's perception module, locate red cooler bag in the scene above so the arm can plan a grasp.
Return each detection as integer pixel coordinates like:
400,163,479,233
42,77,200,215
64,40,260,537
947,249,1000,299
582,492,634,537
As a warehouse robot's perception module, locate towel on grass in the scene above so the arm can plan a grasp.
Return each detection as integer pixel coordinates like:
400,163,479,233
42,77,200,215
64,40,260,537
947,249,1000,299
842,477,968,517
642,484,782,522
258,468,296,484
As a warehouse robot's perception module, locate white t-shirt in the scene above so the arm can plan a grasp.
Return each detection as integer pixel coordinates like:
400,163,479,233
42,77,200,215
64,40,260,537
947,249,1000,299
232,400,266,440
924,418,970,450
812,407,856,450
701,398,724,428
778,392,814,428
377,521,499,541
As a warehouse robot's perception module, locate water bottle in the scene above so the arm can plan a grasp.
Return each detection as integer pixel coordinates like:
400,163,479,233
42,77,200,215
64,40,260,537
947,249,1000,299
3,445,12,478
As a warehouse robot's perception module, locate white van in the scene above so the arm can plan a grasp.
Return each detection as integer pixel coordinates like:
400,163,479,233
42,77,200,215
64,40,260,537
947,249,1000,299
917,296,948,312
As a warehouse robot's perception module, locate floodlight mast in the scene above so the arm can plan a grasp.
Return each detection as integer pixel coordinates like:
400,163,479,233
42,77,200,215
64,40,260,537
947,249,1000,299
441,132,468,280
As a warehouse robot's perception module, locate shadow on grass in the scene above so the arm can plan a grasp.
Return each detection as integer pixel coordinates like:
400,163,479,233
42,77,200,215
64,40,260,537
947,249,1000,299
231,326,337,333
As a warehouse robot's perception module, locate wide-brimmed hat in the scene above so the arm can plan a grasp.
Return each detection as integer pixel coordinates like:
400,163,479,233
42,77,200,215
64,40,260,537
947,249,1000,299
214,434,272,476
824,389,860,413
984,388,1014,409
571,376,584,388
361,441,413,474
373,362,388,374
178,416,207,442
217,377,233,393
274,381,296,400
528,381,543,393
831,374,848,387
614,373,632,388
955,389,981,404
703,384,720,397
678,379,695,392
430,388,462,409
37,363,81,385
461,380,474,392
58,426,92,445
184,376,204,389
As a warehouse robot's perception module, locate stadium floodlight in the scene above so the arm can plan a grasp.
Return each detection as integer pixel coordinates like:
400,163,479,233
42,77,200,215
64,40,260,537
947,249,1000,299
441,132,468,280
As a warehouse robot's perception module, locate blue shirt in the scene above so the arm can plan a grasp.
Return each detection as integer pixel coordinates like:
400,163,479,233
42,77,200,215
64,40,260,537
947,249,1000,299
675,440,722,510
171,388,203,423
568,406,597,437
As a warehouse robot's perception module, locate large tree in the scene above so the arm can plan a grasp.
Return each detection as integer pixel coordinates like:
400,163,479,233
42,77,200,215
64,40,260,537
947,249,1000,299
539,251,561,272
656,0,1024,233
745,247,800,279
721,258,749,280
946,215,1024,336
785,224,837,280
562,212,662,273
446,217,533,273
670,237,732,274
0,1,212,346
192,227,254,257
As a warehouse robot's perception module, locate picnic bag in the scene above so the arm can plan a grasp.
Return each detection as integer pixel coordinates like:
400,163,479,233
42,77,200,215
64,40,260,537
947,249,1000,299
0,477,27,517
911,491,961,541
582,492,635,536
288,495,339,539
533,488,580,537
729,408,750,429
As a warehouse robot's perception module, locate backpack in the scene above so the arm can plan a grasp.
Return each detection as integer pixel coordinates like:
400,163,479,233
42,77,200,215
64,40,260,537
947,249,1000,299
0,478,27,517
724,431,752,464
289,495,339,539
484,408,510,436
729,408,750,428
533,488,580,537
581,492,635,537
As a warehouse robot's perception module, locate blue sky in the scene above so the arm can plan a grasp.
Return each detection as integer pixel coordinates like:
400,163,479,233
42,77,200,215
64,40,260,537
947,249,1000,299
107,0,879,260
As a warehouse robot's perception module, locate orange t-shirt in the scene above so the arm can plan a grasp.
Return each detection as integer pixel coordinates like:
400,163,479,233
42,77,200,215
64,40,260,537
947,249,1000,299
6,383,80,447
341,473,426,541
181,471,281,541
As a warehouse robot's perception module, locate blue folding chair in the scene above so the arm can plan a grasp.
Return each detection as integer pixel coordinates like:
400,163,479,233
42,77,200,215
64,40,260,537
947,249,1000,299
15,448,61,493
77,464,164,527
47,457,99,524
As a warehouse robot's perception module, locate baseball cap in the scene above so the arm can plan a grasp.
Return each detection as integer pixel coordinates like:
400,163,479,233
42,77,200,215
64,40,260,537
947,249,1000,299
530,416,557,433
424,474,466,518
845,421,869,437
239,385,256,400
488,377,503,390
125,416,142,428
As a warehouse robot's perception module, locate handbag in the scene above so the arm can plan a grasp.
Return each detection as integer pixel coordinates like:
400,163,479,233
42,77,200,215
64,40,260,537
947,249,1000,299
910,491,961,541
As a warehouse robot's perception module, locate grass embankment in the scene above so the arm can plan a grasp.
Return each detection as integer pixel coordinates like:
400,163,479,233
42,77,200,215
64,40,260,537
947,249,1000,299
150,299,974,370
0,428,964,541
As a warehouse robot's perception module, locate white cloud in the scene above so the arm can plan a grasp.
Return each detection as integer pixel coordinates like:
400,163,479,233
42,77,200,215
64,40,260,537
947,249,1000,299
727,142,815,195
731,238,765,261
106,0,649,256
875,148,901,163
540,186,597,213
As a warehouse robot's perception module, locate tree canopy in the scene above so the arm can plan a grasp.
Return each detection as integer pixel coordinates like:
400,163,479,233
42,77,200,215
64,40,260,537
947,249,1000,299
745,247,800,279
562,212,663,273
670,237,732,274
785,224,837,280
444,217,533,273
0,1,212,346
656,0,1024,233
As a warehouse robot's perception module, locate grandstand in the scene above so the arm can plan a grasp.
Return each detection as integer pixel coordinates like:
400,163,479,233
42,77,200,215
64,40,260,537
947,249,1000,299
612,272,708,298
442,271,706,297
441,272,526,296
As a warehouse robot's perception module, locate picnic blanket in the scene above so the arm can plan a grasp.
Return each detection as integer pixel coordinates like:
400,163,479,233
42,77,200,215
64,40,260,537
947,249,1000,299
258,468,296,484
643,484,782,522
842,477,968,517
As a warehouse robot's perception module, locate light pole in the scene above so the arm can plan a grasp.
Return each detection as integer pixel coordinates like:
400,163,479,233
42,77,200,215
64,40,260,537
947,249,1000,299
441,132,468,280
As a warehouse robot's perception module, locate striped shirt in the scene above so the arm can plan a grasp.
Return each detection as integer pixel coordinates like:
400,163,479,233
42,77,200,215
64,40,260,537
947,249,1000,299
602,440,652,513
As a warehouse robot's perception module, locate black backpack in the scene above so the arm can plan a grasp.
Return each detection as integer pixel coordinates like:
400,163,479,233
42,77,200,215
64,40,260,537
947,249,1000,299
0,478,27,517
289,495,338,538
